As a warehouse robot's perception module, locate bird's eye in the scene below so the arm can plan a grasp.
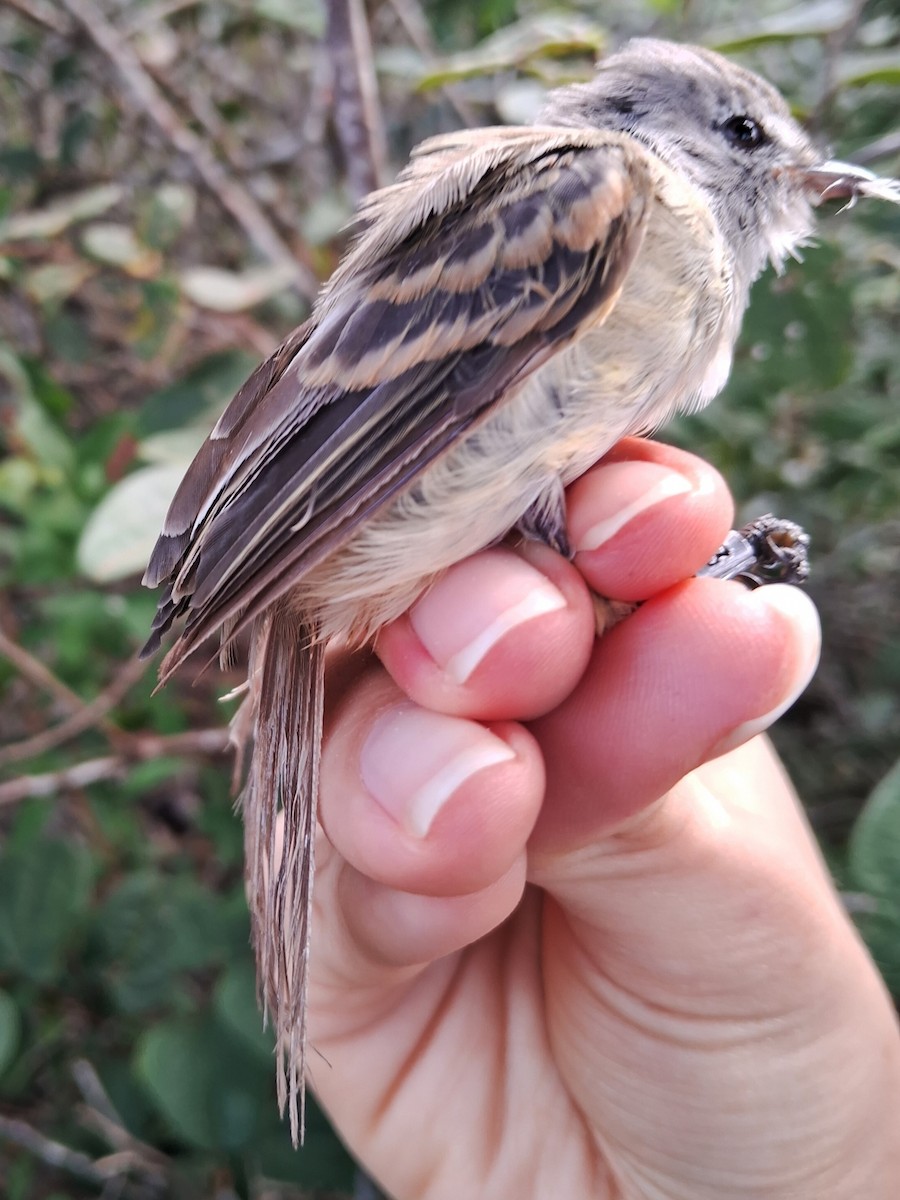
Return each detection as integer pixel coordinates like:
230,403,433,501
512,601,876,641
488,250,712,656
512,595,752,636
720,115,765,149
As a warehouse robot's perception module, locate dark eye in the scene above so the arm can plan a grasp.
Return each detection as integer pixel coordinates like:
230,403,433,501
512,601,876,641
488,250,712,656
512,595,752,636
720,115,765,149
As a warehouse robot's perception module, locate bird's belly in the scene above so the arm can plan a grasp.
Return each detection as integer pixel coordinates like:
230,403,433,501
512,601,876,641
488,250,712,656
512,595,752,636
300,191,737,641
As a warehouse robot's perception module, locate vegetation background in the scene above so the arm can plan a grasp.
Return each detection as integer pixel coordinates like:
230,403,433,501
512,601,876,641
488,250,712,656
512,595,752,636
1,0,898,1196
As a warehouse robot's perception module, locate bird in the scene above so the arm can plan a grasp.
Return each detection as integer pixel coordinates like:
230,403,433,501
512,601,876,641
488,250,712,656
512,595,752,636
141,38,899,1143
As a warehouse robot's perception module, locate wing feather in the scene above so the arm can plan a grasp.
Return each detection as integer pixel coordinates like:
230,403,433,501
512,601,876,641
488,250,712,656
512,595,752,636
143,129,652,671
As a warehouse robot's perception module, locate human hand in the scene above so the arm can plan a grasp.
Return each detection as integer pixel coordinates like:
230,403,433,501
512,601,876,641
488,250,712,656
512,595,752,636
304,438,900,1199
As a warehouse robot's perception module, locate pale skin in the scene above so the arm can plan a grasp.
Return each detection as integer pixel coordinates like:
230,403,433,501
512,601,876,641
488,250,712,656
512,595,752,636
299,438,900,1199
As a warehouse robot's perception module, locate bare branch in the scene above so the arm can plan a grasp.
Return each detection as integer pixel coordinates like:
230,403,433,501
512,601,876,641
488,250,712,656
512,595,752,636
0,1113,165,1199
299,39,338,197
0,756,126,805
73,1059,170,1174
122,0,204,34
0,1114,107,1185
810,0,868,133
385,0,477,125
853,130,900,167
2,0,72,36
127,728,231,759
0,728,230,807
57,0,319,300
327,0,389,199
0,624,86,714
0,653,148,767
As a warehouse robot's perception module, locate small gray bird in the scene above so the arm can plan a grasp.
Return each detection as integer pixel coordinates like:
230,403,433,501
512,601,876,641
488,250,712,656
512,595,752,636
142,39,898,1141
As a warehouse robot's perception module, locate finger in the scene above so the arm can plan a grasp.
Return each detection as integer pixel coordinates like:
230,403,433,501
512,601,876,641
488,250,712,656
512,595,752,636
375,438,734,721
375,544,596,721
569,437,734,601
309,661,545,1151
528,578,821,856
327,857,527,972
320,665,544,903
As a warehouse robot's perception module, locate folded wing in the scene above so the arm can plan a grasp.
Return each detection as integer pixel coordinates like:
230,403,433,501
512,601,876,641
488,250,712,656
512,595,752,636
143,128,651,676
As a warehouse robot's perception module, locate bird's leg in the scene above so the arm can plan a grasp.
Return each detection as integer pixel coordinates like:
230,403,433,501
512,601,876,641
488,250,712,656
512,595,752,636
517,477,638,634
594,514,811,638
696,514,810,589
519,485,811,637
516,476,573,560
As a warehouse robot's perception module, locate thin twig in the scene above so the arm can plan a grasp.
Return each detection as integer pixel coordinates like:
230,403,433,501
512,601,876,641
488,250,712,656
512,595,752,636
142,56,247,173
125,728,231,759
0,728,230,807
2,0,72,36
0,1113,164,1200
810,0,868,134
0,624,87,714
72,1059,170,1173
299,42,338,197
0,653,148,767
58,0,319,300
385,0,477,125
0,1114,107,1185
72,1059,125,1126
0,756,126,805
853,131,900,167
122,0,204,34
327,0,389,199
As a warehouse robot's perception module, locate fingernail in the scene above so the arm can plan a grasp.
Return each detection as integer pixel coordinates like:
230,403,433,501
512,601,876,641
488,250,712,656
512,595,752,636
712,585,821,755
571,462,692,553
409,552,566,685
361,705,515,838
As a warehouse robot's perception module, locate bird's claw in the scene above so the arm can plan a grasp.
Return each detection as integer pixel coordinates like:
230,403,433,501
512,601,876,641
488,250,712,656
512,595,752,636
697,514,810,589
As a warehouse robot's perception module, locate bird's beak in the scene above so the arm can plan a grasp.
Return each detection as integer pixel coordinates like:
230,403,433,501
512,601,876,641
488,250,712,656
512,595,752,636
794,159,900,207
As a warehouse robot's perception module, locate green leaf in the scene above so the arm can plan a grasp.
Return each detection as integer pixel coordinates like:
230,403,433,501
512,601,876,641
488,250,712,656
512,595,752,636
76,463,186,582
254,0,326,36
80,222,160,275
135,1015,273,1151
95,873,245,1014
0,184,124,241
214,963,273,1064
0,456,41,514
36,591,138,682
0,838,94,984
136,350,260,437
132,277,182,360
120,757,187,799
59,109,95,169
739,248,855,394
837,51,900,90
849,757,900,896
0,990,22,1076
141,183,196,250
95,873,187,1013
23,261,94,305
179,262,297,312
710,0,858,50
0,346,75,473
848,758,900,994
418,13,605,89
0,144,42,183
252,1115,356,1190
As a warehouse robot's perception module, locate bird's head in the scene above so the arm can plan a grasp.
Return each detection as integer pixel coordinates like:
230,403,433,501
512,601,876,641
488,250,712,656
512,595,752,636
543,39,895,283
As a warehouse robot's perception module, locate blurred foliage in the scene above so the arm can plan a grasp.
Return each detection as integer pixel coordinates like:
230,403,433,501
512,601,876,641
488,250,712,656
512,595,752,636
0,0,898,1196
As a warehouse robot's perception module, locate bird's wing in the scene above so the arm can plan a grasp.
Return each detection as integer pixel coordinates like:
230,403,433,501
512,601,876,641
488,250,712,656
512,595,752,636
143,127,652,675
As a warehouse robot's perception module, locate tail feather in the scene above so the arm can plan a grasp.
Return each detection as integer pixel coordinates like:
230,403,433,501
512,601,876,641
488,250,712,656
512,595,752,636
241,602,325,1146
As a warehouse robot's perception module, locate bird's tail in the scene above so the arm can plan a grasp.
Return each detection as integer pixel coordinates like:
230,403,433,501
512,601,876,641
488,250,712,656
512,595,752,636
236,601,325,1147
